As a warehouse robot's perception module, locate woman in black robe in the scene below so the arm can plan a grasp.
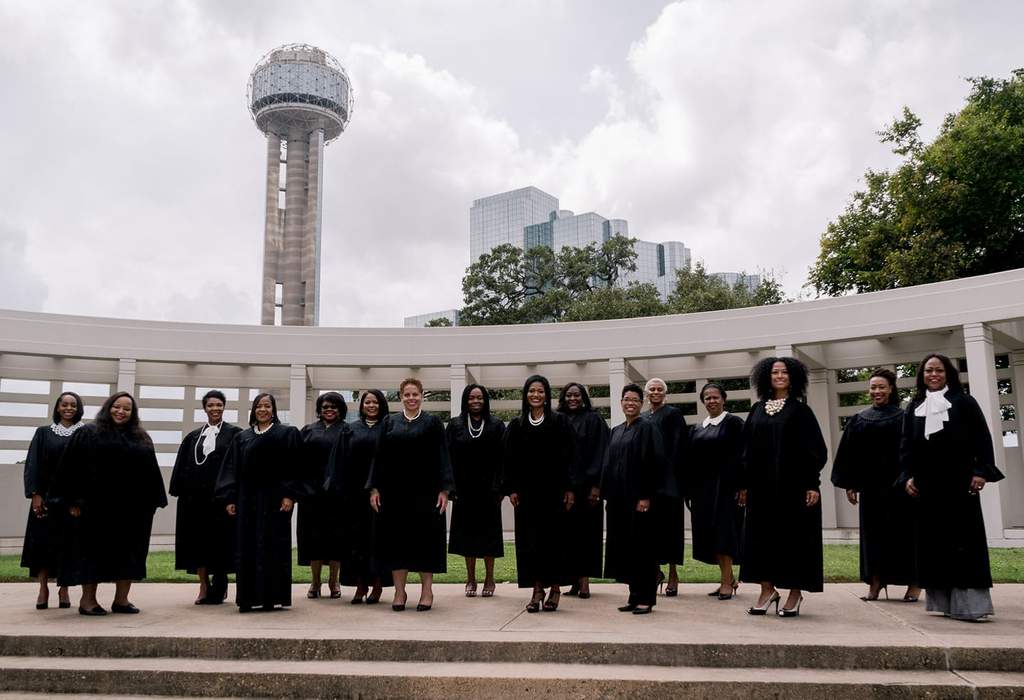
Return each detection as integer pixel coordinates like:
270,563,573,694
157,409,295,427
899,353,1004,621
447,383,505,598
22,391,83,610
688,382,746,600
557,382,609,599
831,369,920,602
642,378,686,596
326,389,393,604
368,378,454,612
503,374,576,612
215,393,308,613
740,357,827,618
49,392,168,615
602,384,667,615
297,392,349,600
169,390,242,605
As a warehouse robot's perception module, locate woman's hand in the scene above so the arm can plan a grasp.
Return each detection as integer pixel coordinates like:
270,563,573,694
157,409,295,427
31,494,47,519
563,491,575,511
509,493,520,507
226,503,237,516
437,491,449,514
588,486,601,506
805,490,820,507
845,489,858,505
369,489,381,512
736,489,747,507
280,497,294,513
636,498,650,513
69,506,81,518
970,475,986,495
905,478,919,498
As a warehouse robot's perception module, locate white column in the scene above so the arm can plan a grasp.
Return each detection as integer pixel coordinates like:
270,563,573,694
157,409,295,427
117,358,136,395
289,364,309,428
806,368,838,528
449,364,468,419
963,322,1006,538
775,344,793,358
609,358,626,425
694,378,709,421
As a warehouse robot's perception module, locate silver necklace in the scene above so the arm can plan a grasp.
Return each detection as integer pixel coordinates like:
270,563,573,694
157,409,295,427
528,412,545,426
51,422,83,437
468,416,484,438
764,398,787,416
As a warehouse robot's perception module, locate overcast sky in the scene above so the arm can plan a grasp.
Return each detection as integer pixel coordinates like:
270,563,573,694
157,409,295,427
1,0,1021,326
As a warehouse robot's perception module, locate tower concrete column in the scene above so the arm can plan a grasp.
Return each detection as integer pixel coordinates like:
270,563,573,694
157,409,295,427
281,134,309,326
963,322,1006,538
303,128,325,326
261,134,282,325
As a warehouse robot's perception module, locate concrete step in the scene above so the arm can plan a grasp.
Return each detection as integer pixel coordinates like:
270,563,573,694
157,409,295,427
1,656,1023,700
3,633,1022,672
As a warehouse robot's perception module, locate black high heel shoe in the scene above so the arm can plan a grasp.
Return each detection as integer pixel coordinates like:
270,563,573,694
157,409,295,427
747,590,780,616
861,585,888,602
718,579,739,601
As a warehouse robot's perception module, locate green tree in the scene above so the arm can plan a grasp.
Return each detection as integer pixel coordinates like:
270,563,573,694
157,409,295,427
666,262,784,314
595,235,639,288
563,283,665,321
809,69,1024,295
424,317,452,327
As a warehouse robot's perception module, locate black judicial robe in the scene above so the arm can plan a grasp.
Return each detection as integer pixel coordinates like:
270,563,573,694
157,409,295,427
561,409,609,579
169,422,242,574
49,424,168,586
899,392,1004,590
831,405,917,586
215,424,307,609
601,417,666,582
446,415,506,559
325,419,393,587
687,414,746,565
21,425,74,577
296,420,348,564
642,405,686,564
366,413,455,573
502,412,576,588
739,400,827,592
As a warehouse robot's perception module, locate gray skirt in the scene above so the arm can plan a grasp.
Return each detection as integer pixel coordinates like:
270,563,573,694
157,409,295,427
926,588,994,621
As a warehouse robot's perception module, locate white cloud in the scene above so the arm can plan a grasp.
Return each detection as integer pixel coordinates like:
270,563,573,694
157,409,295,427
0,225,47,311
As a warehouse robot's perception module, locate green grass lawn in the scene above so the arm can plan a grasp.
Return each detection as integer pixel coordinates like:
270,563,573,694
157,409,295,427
3,544,1023,584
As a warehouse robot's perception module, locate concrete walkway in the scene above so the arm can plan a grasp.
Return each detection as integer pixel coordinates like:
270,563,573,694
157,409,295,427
2,582,1022,651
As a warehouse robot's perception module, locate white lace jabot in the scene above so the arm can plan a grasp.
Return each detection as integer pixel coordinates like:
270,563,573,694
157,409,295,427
914,387,951,440
702,411,729,429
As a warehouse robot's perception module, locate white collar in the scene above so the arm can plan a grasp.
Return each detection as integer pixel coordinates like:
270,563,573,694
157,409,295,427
702,411,729,428
915,387,951,439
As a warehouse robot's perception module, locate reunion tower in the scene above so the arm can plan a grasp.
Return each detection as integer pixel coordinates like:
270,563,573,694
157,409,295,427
248,44,352,326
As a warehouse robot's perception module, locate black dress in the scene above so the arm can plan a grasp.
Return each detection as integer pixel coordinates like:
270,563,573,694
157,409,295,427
602,417,666,606
687,413,746,565
48,424,168,586
169,422,242,576
325,419,393,587
21,424,76,578
831,405,917,586
502,412,576,588
446,415,505,559
739,400,827,592
215,424,308,609
899,391,1003,617
366,413,455,573
642,405,686,565
560,409,609,580
296,420,348,565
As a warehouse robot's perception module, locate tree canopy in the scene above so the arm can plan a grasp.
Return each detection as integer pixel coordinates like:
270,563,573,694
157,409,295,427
809,69,1024,296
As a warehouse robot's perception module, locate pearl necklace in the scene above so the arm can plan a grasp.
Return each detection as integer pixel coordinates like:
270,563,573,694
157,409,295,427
364,419,378,427
764,398,787,416
51,422,83,437
404,410,422,422
254,423,274,435
528,412,545,427
468,416,484,439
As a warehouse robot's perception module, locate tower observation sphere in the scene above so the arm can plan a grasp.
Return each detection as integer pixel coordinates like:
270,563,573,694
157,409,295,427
248,44,353,326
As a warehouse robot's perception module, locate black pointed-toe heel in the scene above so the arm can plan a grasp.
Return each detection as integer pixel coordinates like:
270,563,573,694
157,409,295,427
632,605,653,615
747,590,780,616
618,603,638,612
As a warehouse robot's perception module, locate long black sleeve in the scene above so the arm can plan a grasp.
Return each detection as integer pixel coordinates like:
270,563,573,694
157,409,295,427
23,426,46,498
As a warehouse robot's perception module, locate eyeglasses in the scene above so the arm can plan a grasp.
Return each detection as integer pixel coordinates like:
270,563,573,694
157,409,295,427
621,397,642,404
